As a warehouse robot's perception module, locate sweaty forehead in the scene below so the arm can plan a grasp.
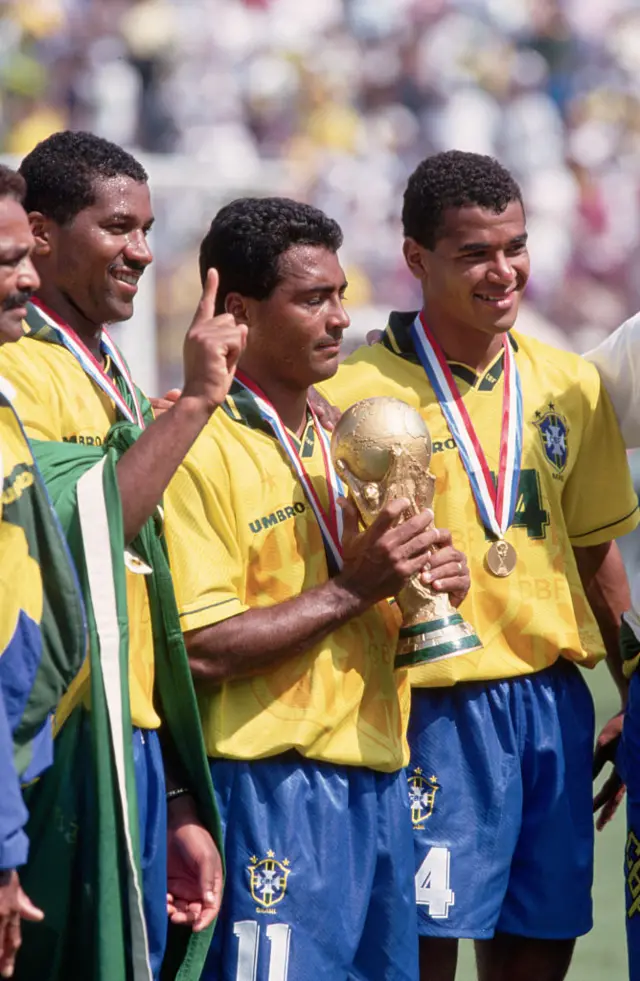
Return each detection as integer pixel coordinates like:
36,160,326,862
437,200,526,245
84,176,153,220
276,244,344,289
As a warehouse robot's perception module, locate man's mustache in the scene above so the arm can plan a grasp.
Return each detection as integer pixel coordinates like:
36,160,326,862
2,290,31,312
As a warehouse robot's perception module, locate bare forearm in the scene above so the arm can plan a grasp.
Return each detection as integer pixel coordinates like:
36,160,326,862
187,578,370,685
574,541,631,704
118,396,211,542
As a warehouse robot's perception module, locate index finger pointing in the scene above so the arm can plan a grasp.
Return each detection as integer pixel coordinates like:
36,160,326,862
199,267,219,320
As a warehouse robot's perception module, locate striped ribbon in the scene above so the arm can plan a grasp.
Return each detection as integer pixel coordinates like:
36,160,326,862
29,299,145,429
410,311,523,539
234,370,344,574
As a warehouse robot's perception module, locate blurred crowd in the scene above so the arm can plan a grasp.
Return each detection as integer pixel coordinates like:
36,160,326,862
2,0,640,375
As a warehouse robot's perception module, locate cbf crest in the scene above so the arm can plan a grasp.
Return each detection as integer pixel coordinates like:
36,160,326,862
408,768,440,830
533,403,569,475
248,850,291,913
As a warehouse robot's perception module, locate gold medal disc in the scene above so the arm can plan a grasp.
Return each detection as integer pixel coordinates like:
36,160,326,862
486,540,517,578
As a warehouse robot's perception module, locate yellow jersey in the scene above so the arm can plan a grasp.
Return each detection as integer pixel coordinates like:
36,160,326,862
0,326,160,729
165,380,409,771
0,381,42,660
319,312,639,687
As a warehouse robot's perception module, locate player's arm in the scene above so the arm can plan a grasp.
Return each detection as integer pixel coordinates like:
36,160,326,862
574,540,630,704
574,539,631,829
186,499,468,684
0,696,43,977
116,269,246,543
158,741,223,934
584,313,640,449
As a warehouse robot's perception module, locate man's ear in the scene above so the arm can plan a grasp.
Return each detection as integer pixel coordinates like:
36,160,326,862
402,237,430,282
28,212,53,257
225,292,251,326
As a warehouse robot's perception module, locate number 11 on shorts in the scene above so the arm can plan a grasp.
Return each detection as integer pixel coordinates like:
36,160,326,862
415,846,455,918
233,921,291,981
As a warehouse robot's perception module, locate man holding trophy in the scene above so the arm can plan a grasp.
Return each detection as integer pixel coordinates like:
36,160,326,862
319,151,638,981
164,196,471,981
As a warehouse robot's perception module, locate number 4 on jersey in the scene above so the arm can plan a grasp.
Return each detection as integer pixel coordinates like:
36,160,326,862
415,847,455,918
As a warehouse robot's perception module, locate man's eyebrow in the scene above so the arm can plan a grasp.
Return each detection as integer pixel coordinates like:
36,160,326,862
292,280,349,293
457,232,528,254
101,210,155,228
0,244,30,262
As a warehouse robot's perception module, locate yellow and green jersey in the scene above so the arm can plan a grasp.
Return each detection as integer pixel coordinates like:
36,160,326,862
319,311,639,687
0,310,159,729
165,379,409,771
0,377,86,867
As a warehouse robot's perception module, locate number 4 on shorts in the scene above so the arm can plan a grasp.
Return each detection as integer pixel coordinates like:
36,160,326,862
415,847,455,918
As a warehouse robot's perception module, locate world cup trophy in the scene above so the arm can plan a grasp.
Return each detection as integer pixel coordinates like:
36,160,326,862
331,396,482,669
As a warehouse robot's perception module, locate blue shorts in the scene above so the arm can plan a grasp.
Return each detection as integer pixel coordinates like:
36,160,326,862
132,728,168,980
203,753,418,981
619,670,640,980
407,660,595,940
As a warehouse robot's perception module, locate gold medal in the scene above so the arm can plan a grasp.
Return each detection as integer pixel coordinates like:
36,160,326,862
486,540,517,578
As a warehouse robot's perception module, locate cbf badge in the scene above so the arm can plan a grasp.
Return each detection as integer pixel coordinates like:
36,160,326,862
408,768,440,830
249,850,291,913
533,403,569,474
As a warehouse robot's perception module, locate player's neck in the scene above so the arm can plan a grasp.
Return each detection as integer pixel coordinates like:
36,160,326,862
423,307,505,375
238,362,308,437
34,285,104,362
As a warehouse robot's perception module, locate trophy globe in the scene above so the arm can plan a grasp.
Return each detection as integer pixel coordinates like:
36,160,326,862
331,396,482,669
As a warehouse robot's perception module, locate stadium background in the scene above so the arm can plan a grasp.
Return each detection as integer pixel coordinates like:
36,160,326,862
1,0,638,975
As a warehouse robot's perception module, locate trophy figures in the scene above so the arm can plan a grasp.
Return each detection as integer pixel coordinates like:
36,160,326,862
331,396,482,669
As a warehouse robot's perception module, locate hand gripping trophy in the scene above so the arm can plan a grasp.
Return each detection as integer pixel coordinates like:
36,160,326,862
331,396,482,669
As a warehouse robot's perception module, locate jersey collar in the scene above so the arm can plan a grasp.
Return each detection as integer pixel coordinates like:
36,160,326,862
382,310,518,392
223,379,315,456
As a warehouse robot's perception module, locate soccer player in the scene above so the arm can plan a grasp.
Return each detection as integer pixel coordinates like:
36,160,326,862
0,165,86,977
583,314,640,981
318,151,638,981
164,196,471,981
0,131,246,981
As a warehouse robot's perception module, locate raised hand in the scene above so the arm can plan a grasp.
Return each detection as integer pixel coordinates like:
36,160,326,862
181,268,248,413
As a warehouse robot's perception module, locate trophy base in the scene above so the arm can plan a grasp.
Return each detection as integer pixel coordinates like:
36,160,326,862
395,613,482,669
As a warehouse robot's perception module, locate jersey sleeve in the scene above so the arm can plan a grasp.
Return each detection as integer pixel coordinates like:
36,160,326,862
0,343,62,441
0,692,29,870
564,361,639,546
164,440,249,634
584,314,640,450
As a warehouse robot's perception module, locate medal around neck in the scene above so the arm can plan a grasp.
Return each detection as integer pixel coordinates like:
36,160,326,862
331,396,483,669
486,540,517,577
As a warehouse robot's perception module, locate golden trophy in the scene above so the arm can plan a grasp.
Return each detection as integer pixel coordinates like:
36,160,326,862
331,396,482,669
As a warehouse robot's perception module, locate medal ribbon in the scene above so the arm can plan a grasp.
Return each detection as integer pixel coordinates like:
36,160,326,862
234,370,344,574
29,299,146,429
410,311,522,539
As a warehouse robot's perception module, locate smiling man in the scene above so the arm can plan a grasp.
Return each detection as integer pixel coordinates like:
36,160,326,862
318,151,638,981
0,132,246,981
163,197,472,981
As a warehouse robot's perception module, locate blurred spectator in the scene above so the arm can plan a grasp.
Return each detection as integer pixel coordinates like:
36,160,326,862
3,0,640,384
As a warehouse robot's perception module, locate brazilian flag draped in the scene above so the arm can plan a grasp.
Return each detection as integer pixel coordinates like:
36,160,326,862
16,423,222,981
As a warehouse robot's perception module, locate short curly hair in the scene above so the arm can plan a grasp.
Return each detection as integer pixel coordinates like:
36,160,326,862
0,165,26,204
402,150,523,249
199,197,344,315
19,130,148,225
